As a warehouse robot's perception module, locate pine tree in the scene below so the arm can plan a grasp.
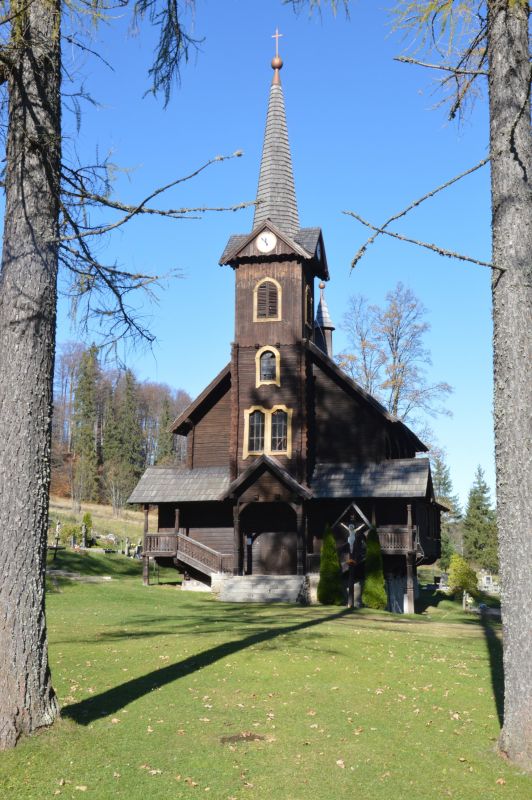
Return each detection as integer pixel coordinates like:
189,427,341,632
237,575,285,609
432,455,462,570
362,528,387,610
317,526,343,605
156,395,175,464
71,346,100,505
103,371,145,515
463,466,498,573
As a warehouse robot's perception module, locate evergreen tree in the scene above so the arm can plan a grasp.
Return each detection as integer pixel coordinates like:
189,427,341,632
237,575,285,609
432,455,462,570
156,395,175,464
71,346,100,505
317,526,343,605
362,528,387,610
463,466,498,573
103,371,144,515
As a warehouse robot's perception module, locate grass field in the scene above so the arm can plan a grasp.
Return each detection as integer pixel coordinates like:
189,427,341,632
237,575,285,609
0,550,529,800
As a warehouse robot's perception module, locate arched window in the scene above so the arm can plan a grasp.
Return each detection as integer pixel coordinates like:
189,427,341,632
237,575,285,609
260,350,276,381
248,410,265,453
254,278,281,321
271,409,288,452
255,345,281,387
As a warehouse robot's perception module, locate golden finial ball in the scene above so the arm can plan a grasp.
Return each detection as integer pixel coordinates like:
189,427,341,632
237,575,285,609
319,282,325,290
271,55,283,70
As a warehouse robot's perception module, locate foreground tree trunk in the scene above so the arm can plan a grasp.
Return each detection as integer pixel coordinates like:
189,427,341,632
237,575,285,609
0,1,61,748
488,0,532,769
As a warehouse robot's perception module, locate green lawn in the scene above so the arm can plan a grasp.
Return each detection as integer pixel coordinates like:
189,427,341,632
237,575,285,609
1,553,530,800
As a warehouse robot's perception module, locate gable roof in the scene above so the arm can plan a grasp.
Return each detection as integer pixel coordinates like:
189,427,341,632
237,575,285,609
171,363,230,434
305,339,427,453
220,454,312,501
128,466,231,504
311,459,432,499
219,224,329,279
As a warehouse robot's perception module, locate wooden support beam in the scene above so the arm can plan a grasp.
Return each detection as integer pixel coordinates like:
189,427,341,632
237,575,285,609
143,556,150,586
143,504,150,586
405,553,415,614
233,504,242,576
296,503,305,576
174,506,180,533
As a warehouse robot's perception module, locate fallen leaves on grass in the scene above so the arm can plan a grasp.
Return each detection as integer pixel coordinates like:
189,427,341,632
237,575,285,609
336,759,345,768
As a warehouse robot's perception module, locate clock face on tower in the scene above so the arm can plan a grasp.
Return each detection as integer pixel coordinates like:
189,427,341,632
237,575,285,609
256,230,277,254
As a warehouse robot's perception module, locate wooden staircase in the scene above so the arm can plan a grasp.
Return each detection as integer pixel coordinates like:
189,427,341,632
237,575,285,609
144,533,233,579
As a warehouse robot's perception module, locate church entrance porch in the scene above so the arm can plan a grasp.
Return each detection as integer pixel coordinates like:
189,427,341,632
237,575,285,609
235,501,305,577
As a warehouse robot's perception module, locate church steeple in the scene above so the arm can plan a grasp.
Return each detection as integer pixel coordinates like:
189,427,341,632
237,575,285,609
253,34,300,238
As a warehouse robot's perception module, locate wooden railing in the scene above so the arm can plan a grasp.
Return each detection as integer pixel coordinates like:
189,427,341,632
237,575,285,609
144,533,178,556
378,526,415,554
306,527,415,573
176,533,233,575
144,532,233,575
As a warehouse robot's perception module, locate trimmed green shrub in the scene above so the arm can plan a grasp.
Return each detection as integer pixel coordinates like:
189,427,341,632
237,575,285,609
317,525,343,605
362,528,387,610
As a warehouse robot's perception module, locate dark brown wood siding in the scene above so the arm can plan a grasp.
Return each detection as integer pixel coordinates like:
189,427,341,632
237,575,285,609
192,385,231,468
236,343,304,477
312,366,387,463
234,260,305,346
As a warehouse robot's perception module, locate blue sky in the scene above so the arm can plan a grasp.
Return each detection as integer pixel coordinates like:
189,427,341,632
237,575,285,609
58,1,495,508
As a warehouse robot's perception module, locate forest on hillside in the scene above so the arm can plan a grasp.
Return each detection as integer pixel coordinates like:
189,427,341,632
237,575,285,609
51,342,190,513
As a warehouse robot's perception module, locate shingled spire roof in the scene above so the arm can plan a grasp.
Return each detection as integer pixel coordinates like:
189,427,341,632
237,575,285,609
315,282,335,331
253,48,300,238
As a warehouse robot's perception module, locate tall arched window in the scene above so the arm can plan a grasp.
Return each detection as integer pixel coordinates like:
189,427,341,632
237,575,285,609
271,409,288,452
260,350,276,381
248,410,265,453
255,345,281,387
254,278,281,321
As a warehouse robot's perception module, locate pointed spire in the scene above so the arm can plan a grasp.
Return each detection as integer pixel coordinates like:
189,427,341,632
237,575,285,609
253,32,300,237
314,282,335,357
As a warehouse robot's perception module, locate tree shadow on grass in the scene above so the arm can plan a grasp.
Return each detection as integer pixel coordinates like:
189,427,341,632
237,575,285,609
62,608,351,725
480,610,504,726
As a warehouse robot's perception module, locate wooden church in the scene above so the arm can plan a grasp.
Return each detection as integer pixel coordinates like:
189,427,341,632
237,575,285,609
129,48,442,612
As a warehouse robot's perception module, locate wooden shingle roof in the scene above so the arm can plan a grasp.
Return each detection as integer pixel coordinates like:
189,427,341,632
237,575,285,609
311,459,431,499
127,466,231,504
253,73,299,237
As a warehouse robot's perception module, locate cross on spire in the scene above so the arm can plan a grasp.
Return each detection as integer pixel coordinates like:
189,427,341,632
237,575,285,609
272,27,283,58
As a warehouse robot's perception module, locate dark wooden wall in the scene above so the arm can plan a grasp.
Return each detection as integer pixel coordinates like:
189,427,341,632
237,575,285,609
234,260,307,346
311,366,387,464
189,383,231,468
236,343,304,475
252,532,297,575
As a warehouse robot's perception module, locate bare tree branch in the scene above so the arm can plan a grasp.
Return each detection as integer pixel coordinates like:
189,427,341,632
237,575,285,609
60,151,245,240
344,210,496,270
394,55,487,75
347,156,490,268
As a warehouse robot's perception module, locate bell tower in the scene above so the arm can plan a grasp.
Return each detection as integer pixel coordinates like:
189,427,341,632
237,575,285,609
219,39,329,481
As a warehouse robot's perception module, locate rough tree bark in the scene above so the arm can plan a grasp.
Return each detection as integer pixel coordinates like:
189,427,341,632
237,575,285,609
488,0,532,769
0,0,61,748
